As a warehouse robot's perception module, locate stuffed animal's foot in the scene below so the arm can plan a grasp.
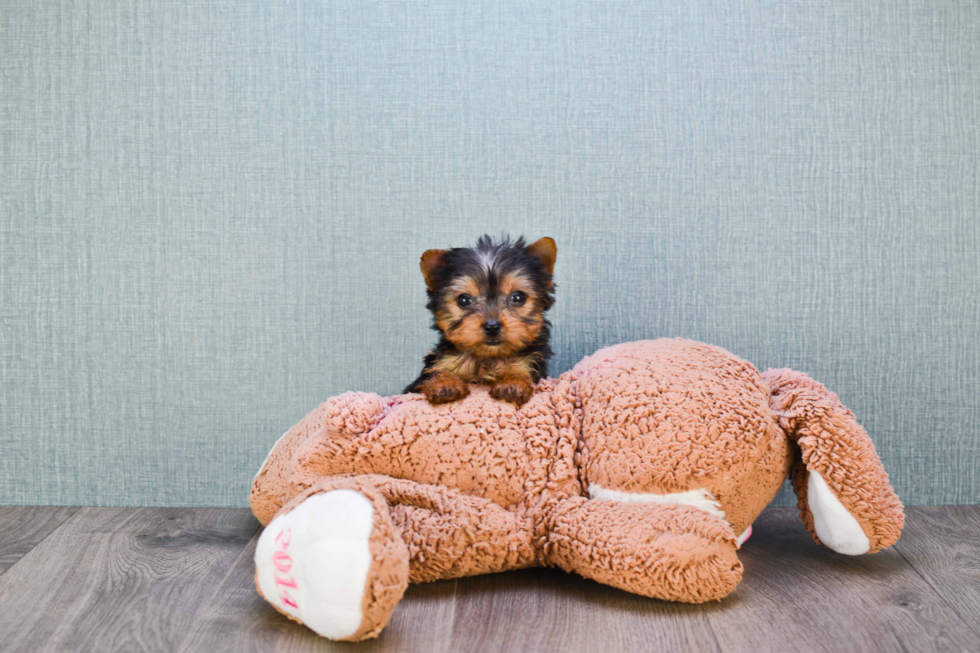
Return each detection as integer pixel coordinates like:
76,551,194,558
255,482,409,641
799,470,872,554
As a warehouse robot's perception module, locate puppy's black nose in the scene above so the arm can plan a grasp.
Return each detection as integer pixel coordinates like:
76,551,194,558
482,320,502,336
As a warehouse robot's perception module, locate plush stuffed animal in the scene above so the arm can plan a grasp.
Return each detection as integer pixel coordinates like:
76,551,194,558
250,338,903,641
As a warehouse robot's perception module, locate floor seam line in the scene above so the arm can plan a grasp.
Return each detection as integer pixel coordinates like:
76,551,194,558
445,577,459,653
0,506,81,580
173,519,263,653
700,603,726,653
892,539,980,639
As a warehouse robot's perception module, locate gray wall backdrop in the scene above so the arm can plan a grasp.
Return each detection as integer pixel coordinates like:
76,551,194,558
1,0,978,507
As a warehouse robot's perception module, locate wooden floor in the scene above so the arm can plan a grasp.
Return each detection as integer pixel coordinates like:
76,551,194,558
0,506,977,653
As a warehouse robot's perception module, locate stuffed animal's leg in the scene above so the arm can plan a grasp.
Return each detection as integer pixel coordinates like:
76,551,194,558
362,474,537,582
255,474,535,641
254,476,409,642
763,369,904,554
542,496,743,603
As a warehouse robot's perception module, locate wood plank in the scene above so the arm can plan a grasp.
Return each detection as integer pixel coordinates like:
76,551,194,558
447,567,720,653
0,506,78,575
0,507,258,653
2,505,978,653
894,505,980,637
703,506,979,653
177,529,458,653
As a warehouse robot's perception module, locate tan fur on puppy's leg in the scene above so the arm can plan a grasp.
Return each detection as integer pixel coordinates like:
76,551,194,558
421,371,470,404
490,373,535,407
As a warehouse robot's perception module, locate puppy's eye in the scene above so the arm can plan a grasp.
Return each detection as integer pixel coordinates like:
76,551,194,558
456,294,474,308
509,291,527,306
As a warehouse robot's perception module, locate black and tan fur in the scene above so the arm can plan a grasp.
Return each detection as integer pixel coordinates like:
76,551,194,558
404,235,556,407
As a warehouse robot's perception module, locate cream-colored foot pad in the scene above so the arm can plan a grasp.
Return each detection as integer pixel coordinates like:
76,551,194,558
807,471,871,555
255,490,374,639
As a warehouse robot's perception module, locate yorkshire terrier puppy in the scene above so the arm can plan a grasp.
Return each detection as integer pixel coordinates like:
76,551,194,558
404,235,556,407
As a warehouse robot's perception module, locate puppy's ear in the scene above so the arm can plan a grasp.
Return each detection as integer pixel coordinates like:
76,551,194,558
420,249,447,290
526,237,557,276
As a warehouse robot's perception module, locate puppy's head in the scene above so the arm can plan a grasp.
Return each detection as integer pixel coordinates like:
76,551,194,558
419,235,556,358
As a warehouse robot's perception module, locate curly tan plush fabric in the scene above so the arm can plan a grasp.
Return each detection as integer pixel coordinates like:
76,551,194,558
251,338,904,641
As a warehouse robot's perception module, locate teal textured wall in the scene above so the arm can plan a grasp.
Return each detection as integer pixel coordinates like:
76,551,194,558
1,1,978,507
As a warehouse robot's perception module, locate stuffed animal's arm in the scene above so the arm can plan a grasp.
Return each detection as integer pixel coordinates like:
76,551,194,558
542,495,742,603
251,391,392,525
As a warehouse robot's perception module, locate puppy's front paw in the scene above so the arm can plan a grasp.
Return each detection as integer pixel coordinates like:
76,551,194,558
490,375,535,407
421,372,470,404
